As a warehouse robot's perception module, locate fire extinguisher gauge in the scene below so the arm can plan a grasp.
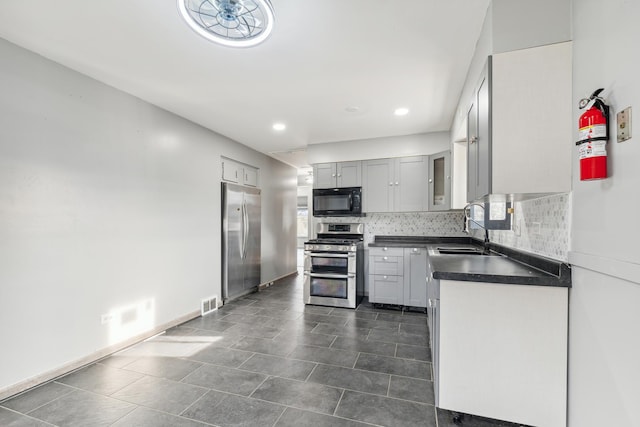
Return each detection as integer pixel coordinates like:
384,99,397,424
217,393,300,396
579,88,605,110
578,98,591,109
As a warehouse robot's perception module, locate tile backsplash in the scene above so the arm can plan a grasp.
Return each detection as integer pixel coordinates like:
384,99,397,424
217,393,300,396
319,192,570,262
488,193,571,262
317,211,467,245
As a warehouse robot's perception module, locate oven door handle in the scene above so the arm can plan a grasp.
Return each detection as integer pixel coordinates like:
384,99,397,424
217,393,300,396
305,272,356,279
307,252,355,258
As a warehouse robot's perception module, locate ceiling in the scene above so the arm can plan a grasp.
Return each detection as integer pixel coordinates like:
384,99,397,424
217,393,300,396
0,0,489,168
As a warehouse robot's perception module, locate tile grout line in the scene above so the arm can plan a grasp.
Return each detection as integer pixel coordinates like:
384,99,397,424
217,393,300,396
332,389,346,417
4,382,76,417
0,405,58,426
269,406,288,427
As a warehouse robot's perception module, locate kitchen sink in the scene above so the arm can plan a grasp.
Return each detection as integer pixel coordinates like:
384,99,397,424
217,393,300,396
436,247,488,255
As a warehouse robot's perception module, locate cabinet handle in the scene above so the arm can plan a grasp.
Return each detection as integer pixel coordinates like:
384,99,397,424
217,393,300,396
383,247,388,251
428,179,433,183
413,248,418,252
389,182,393,186
337,173,342,177
332,174,336,177
383,275,388,279
395,182,399,186
383,256,388,260
470,136,478,144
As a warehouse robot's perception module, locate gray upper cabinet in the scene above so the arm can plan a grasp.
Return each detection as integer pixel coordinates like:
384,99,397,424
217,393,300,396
363,156,429,213
362,158,394,212
467,59,491,202
428,150,451,211
313,161,361,188
221,157,259,187
243,167,259,187
395,156,428,212
466,42,572,201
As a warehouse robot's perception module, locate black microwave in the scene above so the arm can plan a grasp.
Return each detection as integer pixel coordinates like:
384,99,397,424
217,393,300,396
313,187,363,217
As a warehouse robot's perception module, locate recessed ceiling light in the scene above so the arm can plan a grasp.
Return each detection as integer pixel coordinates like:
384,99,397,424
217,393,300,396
272,123,286,131
394,107,410,116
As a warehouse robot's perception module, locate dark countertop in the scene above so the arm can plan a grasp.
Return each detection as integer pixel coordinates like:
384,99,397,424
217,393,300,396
429,254,569,287
368,235,571,288
368,236,475,248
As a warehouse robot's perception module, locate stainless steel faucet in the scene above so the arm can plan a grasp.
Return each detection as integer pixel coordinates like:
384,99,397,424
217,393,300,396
463,203,491,254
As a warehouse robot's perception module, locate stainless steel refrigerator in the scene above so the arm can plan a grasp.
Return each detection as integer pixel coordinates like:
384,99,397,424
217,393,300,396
222,182,261,302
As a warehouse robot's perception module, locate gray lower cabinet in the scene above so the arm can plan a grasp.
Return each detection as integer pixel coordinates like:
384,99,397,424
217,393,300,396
368,247,404,304
403,247,428,307
368,246,427,308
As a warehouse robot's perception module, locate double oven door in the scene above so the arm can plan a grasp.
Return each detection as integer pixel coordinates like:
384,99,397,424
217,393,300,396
304,249,357,308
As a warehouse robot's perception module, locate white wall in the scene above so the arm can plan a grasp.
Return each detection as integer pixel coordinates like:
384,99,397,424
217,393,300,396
491,0,571,54
306,132,450,164
0,38,296,396
568,1,640,425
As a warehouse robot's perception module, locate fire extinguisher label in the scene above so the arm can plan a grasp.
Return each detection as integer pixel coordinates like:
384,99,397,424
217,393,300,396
578,124,607,141
578,140,607,159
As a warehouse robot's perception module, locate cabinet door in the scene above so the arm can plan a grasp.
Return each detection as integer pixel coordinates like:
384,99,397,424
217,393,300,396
362,159,394,212
222,159,241,183
394,156,428,212
369,274,403,305
336,161,362,187
243,166,258,187
467,101,478,202
313,163,337,189
404,248,427,308
476,64,492,200
428,151,451,211
467,58,492,202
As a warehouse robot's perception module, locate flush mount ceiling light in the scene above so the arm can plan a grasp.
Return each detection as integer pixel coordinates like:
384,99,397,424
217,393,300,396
177,0,275,48
394,107,410,116
272,122,286,131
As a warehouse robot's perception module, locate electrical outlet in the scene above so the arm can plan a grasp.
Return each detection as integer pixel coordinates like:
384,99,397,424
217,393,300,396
101,313,114,325
617,106,632,143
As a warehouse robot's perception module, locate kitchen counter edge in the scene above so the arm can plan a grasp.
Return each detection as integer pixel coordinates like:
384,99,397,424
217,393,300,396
368,235,571,288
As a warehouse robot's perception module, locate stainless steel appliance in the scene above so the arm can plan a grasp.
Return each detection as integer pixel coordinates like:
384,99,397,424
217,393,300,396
222,182,261,302
304,223,364,308
312,187,363,217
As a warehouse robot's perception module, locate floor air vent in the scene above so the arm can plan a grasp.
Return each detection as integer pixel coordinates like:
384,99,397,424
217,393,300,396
201,296,218,316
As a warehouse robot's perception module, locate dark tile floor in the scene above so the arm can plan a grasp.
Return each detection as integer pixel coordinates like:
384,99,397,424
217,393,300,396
0,272,519,427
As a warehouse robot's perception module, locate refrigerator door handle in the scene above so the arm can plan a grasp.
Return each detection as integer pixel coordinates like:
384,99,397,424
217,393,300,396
240,202,246,260
242,201,249,260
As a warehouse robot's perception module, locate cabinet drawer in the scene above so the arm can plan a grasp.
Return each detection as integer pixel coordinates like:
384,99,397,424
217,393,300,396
369,247,404,257
369,274,403,305
370,256,403,276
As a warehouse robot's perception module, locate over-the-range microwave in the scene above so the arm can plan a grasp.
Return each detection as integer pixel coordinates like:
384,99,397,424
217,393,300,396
312,187,363,217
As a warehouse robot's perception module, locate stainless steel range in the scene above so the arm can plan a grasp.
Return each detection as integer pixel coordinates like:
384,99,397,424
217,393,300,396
303,223,364,309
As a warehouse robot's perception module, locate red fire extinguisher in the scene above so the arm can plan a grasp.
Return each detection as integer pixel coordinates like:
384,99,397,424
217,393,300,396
576,88,609,180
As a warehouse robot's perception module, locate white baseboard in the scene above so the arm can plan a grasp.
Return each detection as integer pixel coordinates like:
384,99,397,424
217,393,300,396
0,310,201,402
